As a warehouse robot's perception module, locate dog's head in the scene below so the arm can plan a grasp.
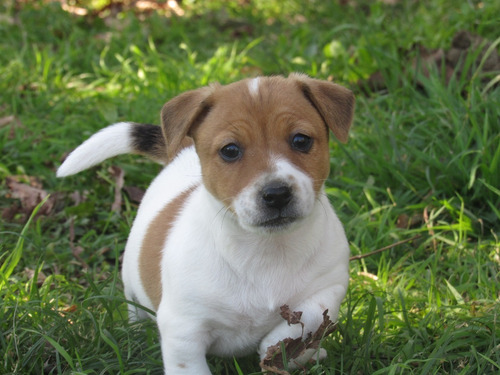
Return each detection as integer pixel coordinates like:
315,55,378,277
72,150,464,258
161,73,355,232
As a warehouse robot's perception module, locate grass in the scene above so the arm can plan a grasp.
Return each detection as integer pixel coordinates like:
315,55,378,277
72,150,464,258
1,0,499,373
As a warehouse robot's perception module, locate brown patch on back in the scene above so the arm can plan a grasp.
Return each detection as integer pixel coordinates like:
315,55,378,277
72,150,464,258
140,186,198,309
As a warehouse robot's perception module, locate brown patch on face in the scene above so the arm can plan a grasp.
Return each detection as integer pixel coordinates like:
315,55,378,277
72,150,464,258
191,76,333,210
140,186,198,310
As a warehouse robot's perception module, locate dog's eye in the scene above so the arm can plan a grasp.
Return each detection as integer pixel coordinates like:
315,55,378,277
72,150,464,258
290,133,313,153
219,143,242,162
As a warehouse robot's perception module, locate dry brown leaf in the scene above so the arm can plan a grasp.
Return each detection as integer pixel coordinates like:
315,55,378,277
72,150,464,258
280,304,303,327
396,213,410,229
0,115,16,128
61,304,78,313
447,31,500,74
260,307,337,374
308,310,338,345
24,267,47,286
3,176,55,221
397,213,423,229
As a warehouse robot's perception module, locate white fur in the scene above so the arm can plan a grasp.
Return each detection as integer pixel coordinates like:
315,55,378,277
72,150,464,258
248,77,260,97
57,122,134,177
121,146,350,374
233,157,315,232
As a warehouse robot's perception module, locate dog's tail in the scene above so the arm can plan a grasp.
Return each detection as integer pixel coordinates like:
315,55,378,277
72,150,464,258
57,122,167,177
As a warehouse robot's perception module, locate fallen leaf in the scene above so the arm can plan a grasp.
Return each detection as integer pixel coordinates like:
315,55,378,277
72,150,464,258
280,304,303,327
61,304,78,313
3,176,55,221
446,30,500,80
396,213,410,229
306,310,338,351
397,213,423,229
260,307,337,374
0,115,15,128
24,267,47,286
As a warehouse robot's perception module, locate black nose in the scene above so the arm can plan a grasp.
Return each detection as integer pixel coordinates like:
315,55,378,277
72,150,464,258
261,185,293,209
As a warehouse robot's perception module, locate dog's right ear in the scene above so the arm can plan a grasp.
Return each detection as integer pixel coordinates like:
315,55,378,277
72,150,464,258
161,86,214,162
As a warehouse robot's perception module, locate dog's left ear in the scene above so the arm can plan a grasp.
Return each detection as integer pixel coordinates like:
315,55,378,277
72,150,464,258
291,73,355,143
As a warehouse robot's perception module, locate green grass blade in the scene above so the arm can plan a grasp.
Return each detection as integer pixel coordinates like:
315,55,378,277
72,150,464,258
25,330,75,370
233,357,245,375
100,327,125,373
0,195,50,290
445,280,465,305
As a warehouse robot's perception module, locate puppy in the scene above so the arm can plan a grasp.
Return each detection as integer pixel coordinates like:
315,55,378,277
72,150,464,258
57,73,354,374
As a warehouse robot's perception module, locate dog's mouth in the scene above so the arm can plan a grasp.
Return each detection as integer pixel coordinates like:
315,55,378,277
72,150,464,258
257,215,298,230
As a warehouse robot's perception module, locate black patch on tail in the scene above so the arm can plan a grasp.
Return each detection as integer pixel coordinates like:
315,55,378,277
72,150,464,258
130,123,166,161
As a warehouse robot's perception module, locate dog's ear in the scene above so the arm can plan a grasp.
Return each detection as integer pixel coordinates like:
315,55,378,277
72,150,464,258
161,86,214,161
291,73,355,143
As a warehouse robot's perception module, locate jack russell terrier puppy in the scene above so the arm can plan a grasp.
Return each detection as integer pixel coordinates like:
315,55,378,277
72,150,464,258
57,73,354,374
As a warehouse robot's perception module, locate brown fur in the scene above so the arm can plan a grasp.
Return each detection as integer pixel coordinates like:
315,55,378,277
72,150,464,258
192,77,335,208
140,186,198,309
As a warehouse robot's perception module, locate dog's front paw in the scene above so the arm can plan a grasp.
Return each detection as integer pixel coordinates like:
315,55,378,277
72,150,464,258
259,307,336,373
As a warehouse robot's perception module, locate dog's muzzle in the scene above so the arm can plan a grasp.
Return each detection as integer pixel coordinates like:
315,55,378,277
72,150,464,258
256,183,301,230
232,161,316,233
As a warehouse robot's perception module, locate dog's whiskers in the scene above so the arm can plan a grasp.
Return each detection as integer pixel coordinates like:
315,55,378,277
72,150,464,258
212,196,234,231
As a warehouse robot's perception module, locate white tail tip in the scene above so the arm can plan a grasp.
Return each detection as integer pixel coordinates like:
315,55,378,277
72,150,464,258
57,122,134,177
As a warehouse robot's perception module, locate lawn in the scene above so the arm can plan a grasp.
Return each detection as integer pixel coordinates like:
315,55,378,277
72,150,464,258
1,0,499,374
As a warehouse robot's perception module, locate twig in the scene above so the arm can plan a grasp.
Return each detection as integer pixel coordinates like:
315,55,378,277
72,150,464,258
349,235,422,261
